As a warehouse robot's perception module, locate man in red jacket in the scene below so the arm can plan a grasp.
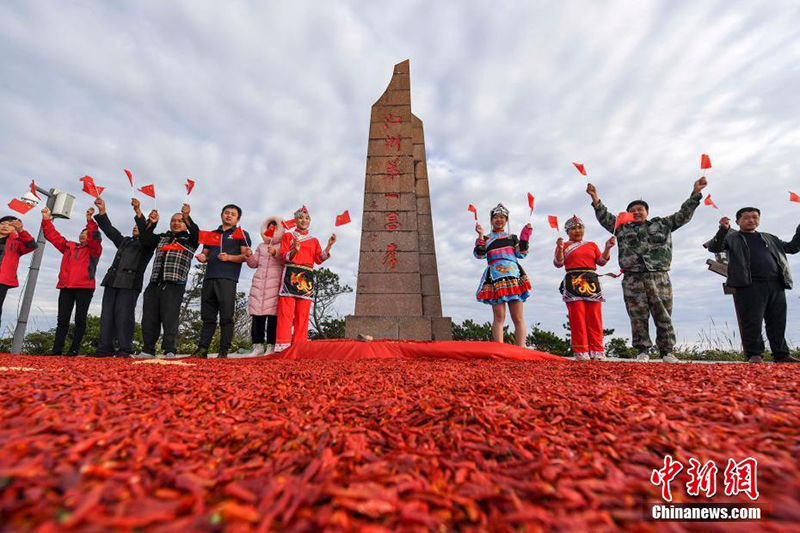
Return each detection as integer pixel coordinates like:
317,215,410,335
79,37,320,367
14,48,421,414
0,215,38,325
41,206,103,356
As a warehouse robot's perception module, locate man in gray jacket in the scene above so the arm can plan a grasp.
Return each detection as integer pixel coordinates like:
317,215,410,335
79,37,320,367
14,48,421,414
708,207,800,363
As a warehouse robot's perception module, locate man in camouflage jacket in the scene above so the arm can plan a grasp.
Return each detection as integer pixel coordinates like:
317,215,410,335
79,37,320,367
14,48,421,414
586,177,707,362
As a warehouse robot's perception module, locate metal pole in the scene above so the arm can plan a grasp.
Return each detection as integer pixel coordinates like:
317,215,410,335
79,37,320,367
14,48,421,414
11,187,56,354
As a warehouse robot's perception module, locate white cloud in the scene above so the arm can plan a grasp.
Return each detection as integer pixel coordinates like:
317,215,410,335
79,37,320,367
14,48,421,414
3,0,800,349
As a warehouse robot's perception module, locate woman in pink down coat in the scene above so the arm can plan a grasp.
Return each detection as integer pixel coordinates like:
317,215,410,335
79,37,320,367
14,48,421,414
244,215,285,356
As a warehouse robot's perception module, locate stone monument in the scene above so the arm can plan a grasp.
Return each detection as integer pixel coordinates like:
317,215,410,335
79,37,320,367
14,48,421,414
345,60,452,340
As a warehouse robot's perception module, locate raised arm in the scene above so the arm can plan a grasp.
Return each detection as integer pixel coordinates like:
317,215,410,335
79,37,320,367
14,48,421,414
8,220,37,254
93,199,124,249
40,208,69,254
473,222,487,259
516,224,531,259
665,178,706,231
707,217,731,254
587,183,617,234
777,222,800,254
85,208,102,258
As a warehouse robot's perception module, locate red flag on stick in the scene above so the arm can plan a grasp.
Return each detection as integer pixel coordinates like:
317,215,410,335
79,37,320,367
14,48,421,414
264,225,276,239
185,179,195,195
548,215,559,230
79,175,103,198
138,184,156,198
467,204,478,221
700,154,712,177
704,194,718,209
124,169,133,188
30,181,40,200
573,162,587,176
282,219,296,230
790,191,800,203
198,230,222,247
231,226,246,240
8,198,35,215
335,210,351,226
160,241,187,252
615,212,635,228
527,193,535,216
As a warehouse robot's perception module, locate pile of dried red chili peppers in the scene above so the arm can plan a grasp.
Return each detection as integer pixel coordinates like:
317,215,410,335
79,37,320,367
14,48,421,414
1,355,798,530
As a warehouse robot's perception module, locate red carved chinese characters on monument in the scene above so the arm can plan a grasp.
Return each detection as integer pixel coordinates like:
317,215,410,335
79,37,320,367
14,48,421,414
384,212,402,231
385,159,400,181
383,243,398,270
384,113,402,129
385,134,401,152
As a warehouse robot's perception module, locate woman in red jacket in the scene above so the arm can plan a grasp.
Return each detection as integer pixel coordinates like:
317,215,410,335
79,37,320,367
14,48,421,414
0,215,38,325
41,206,103,356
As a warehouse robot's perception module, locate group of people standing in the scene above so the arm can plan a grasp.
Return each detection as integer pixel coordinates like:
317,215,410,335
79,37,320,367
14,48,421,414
474,176,800,363
0,198,336,358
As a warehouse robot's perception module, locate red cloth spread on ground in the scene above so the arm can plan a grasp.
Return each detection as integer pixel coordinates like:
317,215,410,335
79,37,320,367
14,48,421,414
274,339,562,361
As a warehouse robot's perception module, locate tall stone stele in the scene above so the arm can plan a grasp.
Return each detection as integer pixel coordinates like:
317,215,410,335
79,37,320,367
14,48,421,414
345,60,452,340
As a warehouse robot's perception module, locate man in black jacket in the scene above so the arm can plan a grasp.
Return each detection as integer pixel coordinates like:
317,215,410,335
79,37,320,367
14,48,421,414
708,207,800,363
93,198,158,357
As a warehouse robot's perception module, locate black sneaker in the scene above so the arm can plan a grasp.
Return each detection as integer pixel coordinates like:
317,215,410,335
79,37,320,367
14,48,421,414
218,352,228,359
774,355,800,363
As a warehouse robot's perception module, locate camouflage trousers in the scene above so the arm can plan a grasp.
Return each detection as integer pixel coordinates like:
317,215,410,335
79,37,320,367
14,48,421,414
621,272,676,354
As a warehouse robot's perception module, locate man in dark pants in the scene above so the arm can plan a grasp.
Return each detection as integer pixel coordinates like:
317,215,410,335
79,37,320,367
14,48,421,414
93,197,158,357
193,204,251,359
138,204,199,359
708,207,800,363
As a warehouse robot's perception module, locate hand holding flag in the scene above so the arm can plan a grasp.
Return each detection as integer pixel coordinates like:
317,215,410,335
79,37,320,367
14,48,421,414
335,210,351,226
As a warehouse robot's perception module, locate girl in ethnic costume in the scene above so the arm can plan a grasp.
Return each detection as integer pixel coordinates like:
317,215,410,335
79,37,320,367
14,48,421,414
474,203,532,346
274,206,336,352
553,215,616,360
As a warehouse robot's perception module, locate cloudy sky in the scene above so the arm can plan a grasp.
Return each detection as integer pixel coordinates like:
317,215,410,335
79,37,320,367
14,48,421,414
3,0,800,349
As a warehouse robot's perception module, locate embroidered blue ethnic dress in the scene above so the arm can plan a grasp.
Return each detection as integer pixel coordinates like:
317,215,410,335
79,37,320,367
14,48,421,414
474,231,531,304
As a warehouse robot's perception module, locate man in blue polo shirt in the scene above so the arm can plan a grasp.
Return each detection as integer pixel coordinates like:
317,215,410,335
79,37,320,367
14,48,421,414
192,204,251,358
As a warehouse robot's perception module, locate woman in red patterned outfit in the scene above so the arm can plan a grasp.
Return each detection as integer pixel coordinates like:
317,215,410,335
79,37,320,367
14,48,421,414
274,206,336,352
553,215,616,360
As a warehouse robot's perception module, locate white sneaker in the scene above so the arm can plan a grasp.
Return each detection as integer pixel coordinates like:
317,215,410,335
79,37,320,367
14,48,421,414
661,353,680,363
273,343,290,353
133,352,155,359
164,352,177,359
574,353,591,361
636,352,650,361
248,344,265,357
591,351,607,361
264,344,275,354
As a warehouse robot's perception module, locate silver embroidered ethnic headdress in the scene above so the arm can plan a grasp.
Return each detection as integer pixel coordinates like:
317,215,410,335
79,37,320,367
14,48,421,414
564,214,583,231
294,205,310,218
490,203,509,219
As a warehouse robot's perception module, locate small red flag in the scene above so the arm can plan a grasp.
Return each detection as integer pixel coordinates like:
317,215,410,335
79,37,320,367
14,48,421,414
615,211,635,228
527,193,535,215
80,175,102,198
138,184,156,198
231,226,246,240
335,210,351,226
198,230,222,247
548,215,559,230
159,241,185,252
790,192,800,203
124,169,133,188
468,204,478,221
704,194,718,209
264,225,276,239
185,179,195,195
573,162,587,176
282,219,296,230
30,180,40,200
8,198,35,215
700,154,712,170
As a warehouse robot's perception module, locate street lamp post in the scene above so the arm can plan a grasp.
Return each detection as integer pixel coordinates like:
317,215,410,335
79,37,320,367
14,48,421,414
10,186,72,354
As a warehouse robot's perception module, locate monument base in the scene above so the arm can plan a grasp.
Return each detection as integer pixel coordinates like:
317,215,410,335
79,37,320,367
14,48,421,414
345,315,452,341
